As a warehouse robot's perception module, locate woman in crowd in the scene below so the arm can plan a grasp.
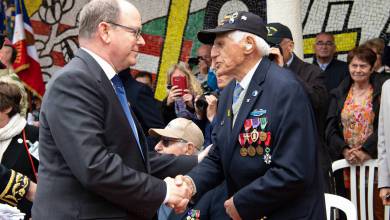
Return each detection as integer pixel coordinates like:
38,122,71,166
161,62,203,125
326,46,388,219
0,82,39,219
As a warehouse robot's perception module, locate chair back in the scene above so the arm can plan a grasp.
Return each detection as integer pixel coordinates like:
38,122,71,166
325,193,357,220
332,159,389,220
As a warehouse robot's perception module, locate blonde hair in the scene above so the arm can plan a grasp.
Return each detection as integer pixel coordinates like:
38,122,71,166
167,62,203,96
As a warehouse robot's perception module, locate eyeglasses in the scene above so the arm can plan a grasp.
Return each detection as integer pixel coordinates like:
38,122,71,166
160,137,187,147
315,41,334,47
106,21,142,39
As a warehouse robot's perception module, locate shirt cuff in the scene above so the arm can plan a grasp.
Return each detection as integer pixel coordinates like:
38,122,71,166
163,181,170,204
184,175,197,196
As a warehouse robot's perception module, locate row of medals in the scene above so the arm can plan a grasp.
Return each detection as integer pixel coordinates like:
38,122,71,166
186,209,200,220
239,117,271,157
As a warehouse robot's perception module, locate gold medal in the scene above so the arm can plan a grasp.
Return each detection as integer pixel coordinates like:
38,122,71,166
248,146,256,156
240,148,248,157
256,146,263,155
260,131,267,141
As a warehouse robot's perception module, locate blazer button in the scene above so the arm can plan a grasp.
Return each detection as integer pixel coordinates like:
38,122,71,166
220,120,224,126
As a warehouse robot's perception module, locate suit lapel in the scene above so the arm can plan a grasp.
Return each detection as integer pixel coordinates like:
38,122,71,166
224,58,271,169
75,49,147,168
1,134,24,169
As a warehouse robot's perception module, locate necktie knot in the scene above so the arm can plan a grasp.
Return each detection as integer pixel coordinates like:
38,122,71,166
111,75,124,92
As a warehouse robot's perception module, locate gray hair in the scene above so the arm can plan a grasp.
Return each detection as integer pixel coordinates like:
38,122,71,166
228,31,270,56
78,0,120,38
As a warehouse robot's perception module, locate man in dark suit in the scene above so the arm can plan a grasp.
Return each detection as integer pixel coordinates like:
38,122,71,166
266,23,333,193
313,32,349,91
175,11,326,220
33,0,190,219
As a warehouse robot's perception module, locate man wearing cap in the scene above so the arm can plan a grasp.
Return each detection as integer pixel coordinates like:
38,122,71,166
175,11,325,220
0,37,28,116
150,118,228,220
267,22,333,193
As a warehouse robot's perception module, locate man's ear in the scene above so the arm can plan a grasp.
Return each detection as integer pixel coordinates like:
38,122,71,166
243,36,255,55
3,107,12,114
185,142,195,155
97,22,111,44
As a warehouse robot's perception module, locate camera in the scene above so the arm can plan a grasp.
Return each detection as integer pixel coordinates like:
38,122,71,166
195,91,218,117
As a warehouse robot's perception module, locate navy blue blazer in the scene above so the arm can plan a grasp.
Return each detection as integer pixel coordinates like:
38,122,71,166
187,58,326,220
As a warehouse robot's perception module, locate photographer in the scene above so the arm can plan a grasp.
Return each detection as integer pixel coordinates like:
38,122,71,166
195,75,233,146
161,63,203,125
266,22,332,192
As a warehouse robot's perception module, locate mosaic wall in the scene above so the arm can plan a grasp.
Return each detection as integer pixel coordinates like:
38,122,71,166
2,0,389,99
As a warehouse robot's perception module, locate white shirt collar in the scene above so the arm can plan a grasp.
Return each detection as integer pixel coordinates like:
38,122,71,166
81,47,117,80
237,58,262,91
286,53,294,67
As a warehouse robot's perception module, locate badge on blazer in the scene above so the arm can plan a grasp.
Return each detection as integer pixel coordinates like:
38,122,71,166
186,209,200,220
250,109,266,117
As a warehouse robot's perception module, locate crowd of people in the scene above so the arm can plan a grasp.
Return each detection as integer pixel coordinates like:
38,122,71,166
0,0,389,219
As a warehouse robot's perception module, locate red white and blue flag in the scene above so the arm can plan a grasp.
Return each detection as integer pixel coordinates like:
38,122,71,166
12,0,45,97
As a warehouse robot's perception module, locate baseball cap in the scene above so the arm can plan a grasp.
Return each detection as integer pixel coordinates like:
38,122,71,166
149,118,204,150
197,11,267,44
266,23,293,46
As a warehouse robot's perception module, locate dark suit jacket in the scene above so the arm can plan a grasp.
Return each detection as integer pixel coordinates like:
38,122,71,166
288,55,332,191
1,125,39,219
313,57,349,91
33,49,166,220
187,58,326,220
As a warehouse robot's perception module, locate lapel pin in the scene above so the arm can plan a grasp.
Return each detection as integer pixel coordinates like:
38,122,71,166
252,90,258,97
246,98,251,102
17,138,23,144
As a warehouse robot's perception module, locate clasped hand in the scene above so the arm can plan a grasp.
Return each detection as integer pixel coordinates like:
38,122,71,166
164,175,194,213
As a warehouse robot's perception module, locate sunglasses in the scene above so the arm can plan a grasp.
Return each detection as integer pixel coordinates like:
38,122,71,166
160,137,187,147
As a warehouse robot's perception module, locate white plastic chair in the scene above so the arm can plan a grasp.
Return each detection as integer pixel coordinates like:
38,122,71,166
325,193,357,220
332,159,389,220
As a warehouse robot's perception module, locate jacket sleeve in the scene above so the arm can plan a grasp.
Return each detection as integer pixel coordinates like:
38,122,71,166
325,95,349,161
149,152,198,179
378,80,390,188
0,166,30,207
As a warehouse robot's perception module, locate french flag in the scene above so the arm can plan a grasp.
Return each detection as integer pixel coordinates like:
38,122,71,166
12,0,45,97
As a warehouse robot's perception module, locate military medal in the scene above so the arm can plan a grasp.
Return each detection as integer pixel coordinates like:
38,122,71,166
263,132,272,164
251,118,260,142
238,133,248,157
240,147,248,157
244,119,252,132
260,117,267,130
248,146,256,156
186,209,200,220
259,131,267,142
256,145,263,155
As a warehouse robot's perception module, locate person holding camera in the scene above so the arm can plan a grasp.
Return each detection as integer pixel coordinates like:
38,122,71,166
266,22,332,193
161,63,203,126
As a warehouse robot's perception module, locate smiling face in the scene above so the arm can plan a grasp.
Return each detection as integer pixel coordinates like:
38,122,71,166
314,33,336,61
107,2,145,70
348,57,374,84
211,33,245,79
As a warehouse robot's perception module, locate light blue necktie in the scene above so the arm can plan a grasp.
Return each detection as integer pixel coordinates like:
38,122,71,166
111,75,144,160
232,83,243,114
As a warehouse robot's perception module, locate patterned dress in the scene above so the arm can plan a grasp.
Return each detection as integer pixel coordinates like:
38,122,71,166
341,85,375,187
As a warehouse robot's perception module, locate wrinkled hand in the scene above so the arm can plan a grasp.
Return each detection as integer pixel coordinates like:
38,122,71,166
167,86,182,106
268,47,284,67
198,144,212,162
379,188,390,206
224,197,241,220
343,147,360,165
352,149,372,165
205,95,218,122
182,90,194,108
164,176,191,213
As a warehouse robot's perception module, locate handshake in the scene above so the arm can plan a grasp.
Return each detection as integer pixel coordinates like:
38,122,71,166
163,175,194,214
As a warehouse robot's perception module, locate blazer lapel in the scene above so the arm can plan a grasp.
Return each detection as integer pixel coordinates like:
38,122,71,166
224,58,271,168
2,134,24,169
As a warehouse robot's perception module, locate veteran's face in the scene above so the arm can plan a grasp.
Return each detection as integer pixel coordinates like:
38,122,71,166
108,4,145,71
314,34,336,59
211,33,245,79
